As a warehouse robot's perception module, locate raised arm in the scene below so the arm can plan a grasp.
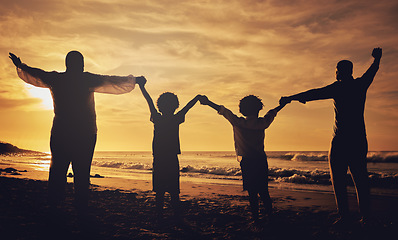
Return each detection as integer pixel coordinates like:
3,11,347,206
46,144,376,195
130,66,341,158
361,47,382,88
137,78,158,116
199,95,221,112
270,102,287,113
176,95,202,117
200,95,244,127
9,52,52,88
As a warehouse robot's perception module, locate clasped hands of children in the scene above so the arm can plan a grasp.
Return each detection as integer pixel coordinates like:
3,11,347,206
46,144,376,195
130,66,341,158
136,78,291,108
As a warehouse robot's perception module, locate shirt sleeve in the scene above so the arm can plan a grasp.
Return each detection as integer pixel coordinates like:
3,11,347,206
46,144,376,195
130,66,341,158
175,111,186,124
218,105,242,126
16,64,54,88
88,73,136,94
261,109,278,129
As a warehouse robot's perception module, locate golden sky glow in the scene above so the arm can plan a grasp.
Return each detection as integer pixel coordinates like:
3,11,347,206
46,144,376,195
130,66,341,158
1,0,397,152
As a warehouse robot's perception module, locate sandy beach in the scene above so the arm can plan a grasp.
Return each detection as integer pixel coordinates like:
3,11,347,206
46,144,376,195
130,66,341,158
1,165,397,240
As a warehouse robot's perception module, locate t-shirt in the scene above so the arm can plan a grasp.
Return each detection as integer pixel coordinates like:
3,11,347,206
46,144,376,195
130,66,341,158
218,106,277,158
151,112,185,156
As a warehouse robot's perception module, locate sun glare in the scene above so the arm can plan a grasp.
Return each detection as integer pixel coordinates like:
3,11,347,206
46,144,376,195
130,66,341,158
26,86,53,110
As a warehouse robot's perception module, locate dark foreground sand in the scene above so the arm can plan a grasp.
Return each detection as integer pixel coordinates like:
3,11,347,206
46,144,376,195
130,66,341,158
1,173,397,240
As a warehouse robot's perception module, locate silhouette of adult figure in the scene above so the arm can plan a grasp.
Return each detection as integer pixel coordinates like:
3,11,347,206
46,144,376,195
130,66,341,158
9,51,145,213
280,48,382,224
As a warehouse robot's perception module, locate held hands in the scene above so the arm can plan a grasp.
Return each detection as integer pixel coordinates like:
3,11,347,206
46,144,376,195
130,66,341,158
9,53,22,68
198,95,211,105
279,96,306,105
136,76,147,86
279,96,292,106
372,47,382,60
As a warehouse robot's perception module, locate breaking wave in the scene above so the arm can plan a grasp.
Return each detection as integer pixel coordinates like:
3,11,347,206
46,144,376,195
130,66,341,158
268,151,398,163
92,161,152,170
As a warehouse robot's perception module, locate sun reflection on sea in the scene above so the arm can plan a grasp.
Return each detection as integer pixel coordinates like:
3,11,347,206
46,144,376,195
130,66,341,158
31,154,51,171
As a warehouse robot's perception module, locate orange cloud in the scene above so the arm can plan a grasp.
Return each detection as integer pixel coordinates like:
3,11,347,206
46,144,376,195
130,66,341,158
0,0,397,151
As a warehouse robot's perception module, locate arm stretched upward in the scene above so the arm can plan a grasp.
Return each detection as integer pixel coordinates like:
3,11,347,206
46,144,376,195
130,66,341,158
176,95,202,117
199,95,221,112
361,47,382,89
137,77,158,116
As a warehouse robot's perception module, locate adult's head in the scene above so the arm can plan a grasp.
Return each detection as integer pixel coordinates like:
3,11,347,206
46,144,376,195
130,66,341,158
239,95,263,117
65,51,84,73
157,92,179,115
336,60,353,81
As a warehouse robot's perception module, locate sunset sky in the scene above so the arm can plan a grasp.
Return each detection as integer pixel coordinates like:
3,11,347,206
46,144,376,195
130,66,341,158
0,0,397,152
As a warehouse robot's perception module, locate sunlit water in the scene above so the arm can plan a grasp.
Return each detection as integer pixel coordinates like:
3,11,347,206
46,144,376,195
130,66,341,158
1,151,397,197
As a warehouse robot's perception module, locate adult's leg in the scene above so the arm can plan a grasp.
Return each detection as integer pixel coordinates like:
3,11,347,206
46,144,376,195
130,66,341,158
48,133,71,207
71,134,97,211
259,189,272,214
155,191,165,217
170,191,181,217
329,137,350,218
248,191,260,220
349,138,370,218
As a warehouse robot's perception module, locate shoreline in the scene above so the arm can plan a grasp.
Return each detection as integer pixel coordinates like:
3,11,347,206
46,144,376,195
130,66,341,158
1,165,398,239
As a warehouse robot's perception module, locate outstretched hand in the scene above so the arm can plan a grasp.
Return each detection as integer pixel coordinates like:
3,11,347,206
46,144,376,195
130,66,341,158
136,76,147,86
9,53,22,68
372,47,382,60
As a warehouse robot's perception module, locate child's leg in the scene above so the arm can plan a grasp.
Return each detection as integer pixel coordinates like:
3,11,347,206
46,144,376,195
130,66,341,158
259,190,273,214
248,191,259,220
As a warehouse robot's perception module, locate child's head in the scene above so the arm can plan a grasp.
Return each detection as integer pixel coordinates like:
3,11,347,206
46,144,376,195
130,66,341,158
157,92,179,114
239,95,263,117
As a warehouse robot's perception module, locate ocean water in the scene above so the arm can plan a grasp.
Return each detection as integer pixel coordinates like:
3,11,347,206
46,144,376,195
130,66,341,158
1,151,398,197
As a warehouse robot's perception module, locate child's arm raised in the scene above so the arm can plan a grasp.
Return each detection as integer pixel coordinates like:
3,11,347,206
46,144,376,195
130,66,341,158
199,95,221,112
201,95,244,127
177,94,202,116
270,102,287,113
260,102,288,129
138,78,158,116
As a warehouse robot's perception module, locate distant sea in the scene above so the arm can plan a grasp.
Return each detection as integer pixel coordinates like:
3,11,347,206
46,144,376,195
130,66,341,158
1,151,398,197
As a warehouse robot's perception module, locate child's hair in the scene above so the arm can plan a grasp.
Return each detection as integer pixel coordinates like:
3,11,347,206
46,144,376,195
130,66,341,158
239,95,263,116
157,92,179,113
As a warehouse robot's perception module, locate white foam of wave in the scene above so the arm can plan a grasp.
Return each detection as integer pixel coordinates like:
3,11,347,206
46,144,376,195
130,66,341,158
366,152,398,163
92,161,152,170
268,151,398,163
180,165,242,176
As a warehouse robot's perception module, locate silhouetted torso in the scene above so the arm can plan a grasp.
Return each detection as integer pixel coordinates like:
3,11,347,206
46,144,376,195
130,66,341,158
16,65,135,135
296,66,377,138
151,112,185,156
328,79,368,137
47,72,101,134
218,106,277,158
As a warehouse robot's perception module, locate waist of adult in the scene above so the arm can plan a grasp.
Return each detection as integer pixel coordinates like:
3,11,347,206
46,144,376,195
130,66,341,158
51,114,97,134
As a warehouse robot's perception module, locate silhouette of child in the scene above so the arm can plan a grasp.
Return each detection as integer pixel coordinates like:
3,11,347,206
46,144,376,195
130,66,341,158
200,95,286,221
138,79,201,221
